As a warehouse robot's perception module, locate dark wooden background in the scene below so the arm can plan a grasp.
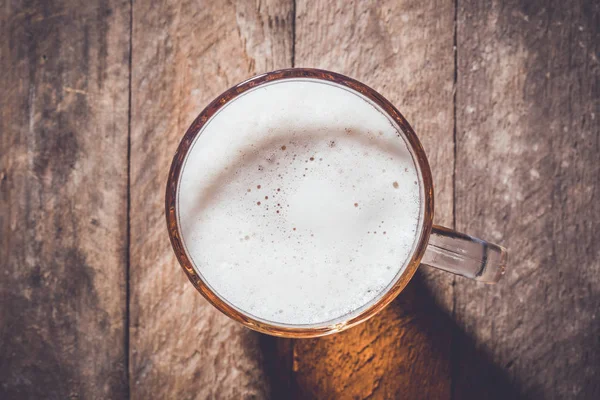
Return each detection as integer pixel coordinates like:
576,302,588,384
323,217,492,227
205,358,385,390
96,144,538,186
1,0,598,399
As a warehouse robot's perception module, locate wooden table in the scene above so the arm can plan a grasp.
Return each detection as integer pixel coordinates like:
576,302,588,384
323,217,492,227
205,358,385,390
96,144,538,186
1,1,598,399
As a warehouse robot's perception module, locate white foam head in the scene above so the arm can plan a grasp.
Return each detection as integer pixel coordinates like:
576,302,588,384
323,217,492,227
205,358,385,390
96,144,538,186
177,78,424,326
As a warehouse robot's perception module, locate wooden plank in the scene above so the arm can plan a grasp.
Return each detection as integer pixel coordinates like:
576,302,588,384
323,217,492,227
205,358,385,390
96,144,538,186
455,0,600,398
0,1,130,398
129,1,293,398
293,1,456,398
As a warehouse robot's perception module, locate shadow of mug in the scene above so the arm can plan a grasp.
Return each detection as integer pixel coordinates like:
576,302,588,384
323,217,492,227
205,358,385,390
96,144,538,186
259,271,527,399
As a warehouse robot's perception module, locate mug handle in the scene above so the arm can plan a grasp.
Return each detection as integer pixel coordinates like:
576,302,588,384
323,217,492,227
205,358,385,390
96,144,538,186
421,225,507,284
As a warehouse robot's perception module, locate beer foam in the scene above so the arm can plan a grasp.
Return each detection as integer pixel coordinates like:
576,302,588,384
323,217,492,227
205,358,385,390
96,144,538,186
177,79,422,326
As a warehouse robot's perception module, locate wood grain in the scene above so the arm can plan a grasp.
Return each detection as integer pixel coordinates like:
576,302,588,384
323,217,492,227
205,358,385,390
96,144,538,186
454,0,600,398
0,0,130,398
293,0,456,398
129,0,293,398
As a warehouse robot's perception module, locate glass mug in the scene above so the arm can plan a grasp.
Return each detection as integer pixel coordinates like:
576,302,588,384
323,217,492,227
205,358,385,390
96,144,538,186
166,68,507,338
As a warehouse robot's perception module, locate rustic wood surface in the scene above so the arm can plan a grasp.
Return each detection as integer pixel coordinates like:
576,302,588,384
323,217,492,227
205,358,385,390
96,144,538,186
129,0,293,398
291,1,455,398
1,0,598,399
453,1,600,398
0,0,130,398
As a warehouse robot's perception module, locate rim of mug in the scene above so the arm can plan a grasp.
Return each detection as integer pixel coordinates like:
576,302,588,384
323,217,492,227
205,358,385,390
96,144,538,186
165,68,434,338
